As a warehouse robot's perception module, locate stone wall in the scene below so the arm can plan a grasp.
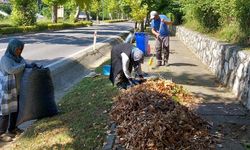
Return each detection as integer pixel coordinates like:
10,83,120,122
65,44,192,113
176,26,250,109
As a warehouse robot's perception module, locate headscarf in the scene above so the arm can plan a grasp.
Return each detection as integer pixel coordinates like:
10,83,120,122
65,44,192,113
132,47,144,62
4,39,24,63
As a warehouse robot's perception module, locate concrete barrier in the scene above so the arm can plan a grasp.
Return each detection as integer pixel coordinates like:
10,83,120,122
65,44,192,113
46,32,129,101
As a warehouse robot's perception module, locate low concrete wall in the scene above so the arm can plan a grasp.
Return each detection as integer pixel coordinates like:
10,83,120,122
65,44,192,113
176,26,250,108
46,34,126,101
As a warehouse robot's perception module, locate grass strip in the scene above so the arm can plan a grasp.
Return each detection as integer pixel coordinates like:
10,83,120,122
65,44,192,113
10,62,118,150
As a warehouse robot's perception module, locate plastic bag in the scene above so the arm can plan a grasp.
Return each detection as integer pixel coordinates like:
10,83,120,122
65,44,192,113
17,67,58,125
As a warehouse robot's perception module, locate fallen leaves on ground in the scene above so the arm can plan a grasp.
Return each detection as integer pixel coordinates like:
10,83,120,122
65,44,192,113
110,79,214,150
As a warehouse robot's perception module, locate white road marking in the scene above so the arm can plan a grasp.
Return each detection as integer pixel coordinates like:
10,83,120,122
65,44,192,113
45,34,124,68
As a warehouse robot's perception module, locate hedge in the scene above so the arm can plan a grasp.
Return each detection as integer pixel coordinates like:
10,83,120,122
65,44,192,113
104,19,129,23
0,21,93,35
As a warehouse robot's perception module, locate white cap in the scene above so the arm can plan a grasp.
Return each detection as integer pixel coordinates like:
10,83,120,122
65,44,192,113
132,47,144,61
150,11,158,19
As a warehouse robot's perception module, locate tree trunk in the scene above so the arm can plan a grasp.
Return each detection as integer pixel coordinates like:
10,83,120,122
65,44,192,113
109,13,112,20
74,6,80,22
52,4,58,23
140,21,144,32
135,22,138,30
85,11,90,21
144,18,147,30
102,11,104,21
96,11,99,24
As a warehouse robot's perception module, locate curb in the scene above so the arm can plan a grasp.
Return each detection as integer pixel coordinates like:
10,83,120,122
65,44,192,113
46,31,131,101
103,123,117,150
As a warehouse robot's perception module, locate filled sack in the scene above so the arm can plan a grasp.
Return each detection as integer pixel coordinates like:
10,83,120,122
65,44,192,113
17,67,58,125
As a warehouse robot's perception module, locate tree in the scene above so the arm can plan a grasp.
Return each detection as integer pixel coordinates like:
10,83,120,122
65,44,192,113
63,0,77,20
91,0,101,22
74,0,92,21
43,0,68,23
124,0,148,31
107,0,119,20
10,0,37,26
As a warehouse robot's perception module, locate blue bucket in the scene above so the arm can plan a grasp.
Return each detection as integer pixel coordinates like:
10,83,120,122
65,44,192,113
135,32,149,55
103,65,111,76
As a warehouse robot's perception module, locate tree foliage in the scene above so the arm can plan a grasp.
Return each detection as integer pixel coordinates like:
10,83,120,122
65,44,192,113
0,3,12,14
179,0,250,44
43,0,68,6
43,0,68,23
91,0,101,13
123,0,148,22
10,0,37,26
74,0,92,10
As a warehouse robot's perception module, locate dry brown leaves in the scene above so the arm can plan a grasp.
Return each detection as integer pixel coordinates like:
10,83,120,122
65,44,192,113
110,79,214,150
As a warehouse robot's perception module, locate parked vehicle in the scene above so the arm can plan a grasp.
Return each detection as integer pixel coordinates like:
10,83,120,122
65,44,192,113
78,12,92,20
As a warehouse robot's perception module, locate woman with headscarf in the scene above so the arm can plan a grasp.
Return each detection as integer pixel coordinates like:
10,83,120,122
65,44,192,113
0,39,30,142
109,43,145,89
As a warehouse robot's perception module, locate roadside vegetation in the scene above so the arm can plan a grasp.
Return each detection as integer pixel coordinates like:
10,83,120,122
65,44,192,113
1,0,249,47
0,20,92,35
104,19,129,23
7,61,118,150
179,0,250,47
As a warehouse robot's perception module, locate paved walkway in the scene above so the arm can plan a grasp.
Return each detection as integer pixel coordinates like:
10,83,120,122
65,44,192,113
142,36,250,150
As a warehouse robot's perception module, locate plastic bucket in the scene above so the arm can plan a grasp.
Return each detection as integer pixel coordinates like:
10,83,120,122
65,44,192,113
103,65,111,76
135,32,149,55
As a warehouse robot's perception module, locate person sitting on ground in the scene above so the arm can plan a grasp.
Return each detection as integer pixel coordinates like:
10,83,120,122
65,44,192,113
0,39,35,142
109,43,145,89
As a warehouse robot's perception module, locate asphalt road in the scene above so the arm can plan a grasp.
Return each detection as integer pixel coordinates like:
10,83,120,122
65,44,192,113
0,22,134,66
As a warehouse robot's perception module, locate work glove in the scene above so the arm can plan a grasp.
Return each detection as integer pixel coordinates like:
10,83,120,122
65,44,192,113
139,75,144,79
128,78,138,86
26,63,42,69
138,75,146,84
31,63,39,68
25,63,36,68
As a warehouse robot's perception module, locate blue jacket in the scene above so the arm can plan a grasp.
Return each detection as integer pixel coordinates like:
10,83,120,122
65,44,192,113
151,15,171,37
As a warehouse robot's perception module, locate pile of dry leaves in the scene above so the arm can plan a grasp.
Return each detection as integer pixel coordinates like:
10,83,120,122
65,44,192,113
110,79,214,150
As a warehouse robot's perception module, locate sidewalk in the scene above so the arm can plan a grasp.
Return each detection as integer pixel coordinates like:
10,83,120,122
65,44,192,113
142,36,250,149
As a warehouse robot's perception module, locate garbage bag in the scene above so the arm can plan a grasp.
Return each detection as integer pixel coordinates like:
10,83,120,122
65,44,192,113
17,67,58,125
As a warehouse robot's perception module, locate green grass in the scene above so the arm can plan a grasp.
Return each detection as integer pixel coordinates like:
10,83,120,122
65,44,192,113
9,61,118,150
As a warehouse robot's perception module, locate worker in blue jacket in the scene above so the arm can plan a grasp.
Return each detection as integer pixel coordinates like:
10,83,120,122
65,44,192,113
150,11,173,68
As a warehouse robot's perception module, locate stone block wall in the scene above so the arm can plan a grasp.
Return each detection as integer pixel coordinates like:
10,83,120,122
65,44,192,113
176,26,250,109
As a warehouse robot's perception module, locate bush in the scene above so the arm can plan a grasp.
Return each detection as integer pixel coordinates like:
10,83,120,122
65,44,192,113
47,23,64,30
0,21,93,35
10,0,37,26
0,24,12,28
41,5,51,19
195,1,220,31
0,27,23,34
0,3,11,14
104,19,128,23
235,0,250,33
180,0,250,45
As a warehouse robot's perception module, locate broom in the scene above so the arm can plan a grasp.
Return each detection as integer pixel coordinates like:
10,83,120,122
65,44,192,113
146,43,164,79
148,44,154,66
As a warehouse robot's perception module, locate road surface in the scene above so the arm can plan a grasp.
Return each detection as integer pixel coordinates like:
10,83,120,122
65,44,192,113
0,22,134,66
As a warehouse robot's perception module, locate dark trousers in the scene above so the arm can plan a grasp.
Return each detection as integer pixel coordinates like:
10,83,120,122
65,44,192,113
0,112,18,134
155,36,170,65
0,96,19,134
